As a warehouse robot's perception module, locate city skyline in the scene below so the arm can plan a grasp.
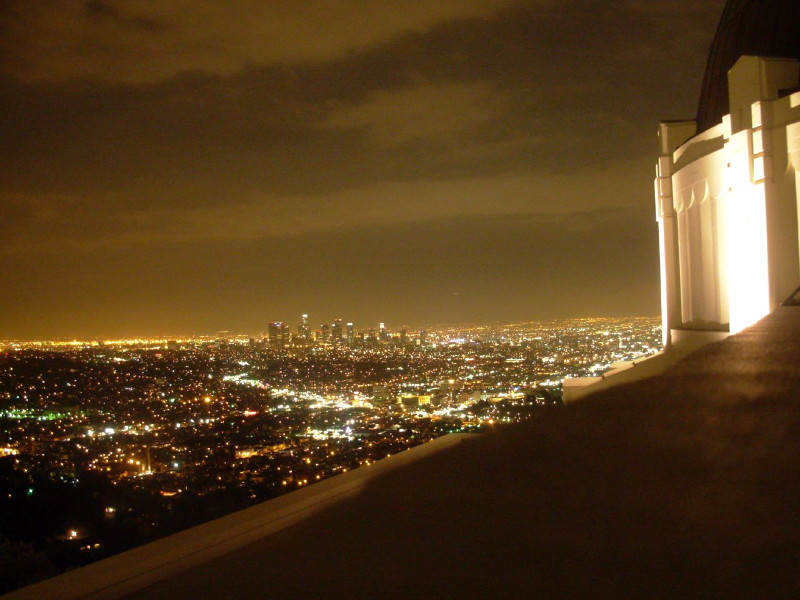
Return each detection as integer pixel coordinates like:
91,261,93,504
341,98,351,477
0,1,725,339
0,311,656,344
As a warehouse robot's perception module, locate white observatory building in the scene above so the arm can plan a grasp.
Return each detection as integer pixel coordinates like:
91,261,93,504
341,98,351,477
657,2,800,346
566,0,800,400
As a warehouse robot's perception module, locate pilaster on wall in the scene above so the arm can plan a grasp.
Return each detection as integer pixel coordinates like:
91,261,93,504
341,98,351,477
656,121,696,346
752,90,800,314
726,57,800,332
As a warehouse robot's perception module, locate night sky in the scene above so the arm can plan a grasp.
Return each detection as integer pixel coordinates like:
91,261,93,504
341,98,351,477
0,1,726,339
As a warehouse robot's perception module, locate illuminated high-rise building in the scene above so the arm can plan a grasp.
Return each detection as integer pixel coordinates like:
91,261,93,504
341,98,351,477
331,319,343,344
346,322,354,345
268,322,286,348
379,322,389,342
297,314,311,343
321,324,330,343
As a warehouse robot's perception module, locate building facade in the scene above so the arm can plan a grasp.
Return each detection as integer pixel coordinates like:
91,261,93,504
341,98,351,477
657,56,800,346
564,0,800,401
657,0,800,348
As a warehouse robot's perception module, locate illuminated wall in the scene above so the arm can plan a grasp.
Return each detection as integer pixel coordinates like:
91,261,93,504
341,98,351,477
656,56,800,344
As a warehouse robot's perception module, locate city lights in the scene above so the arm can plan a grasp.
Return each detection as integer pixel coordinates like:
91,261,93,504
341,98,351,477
0,315,658,582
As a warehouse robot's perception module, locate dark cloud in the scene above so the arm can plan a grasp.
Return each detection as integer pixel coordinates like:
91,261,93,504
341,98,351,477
85,1,163,32
0,1,512,84
85,1,118,19
0,1,721,200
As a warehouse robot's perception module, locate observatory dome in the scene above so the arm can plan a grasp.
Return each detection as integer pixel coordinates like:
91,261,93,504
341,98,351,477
696,0,800,132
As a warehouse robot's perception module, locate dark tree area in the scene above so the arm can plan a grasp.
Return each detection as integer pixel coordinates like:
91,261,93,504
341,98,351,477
0,455,281,592
0,535,56,595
